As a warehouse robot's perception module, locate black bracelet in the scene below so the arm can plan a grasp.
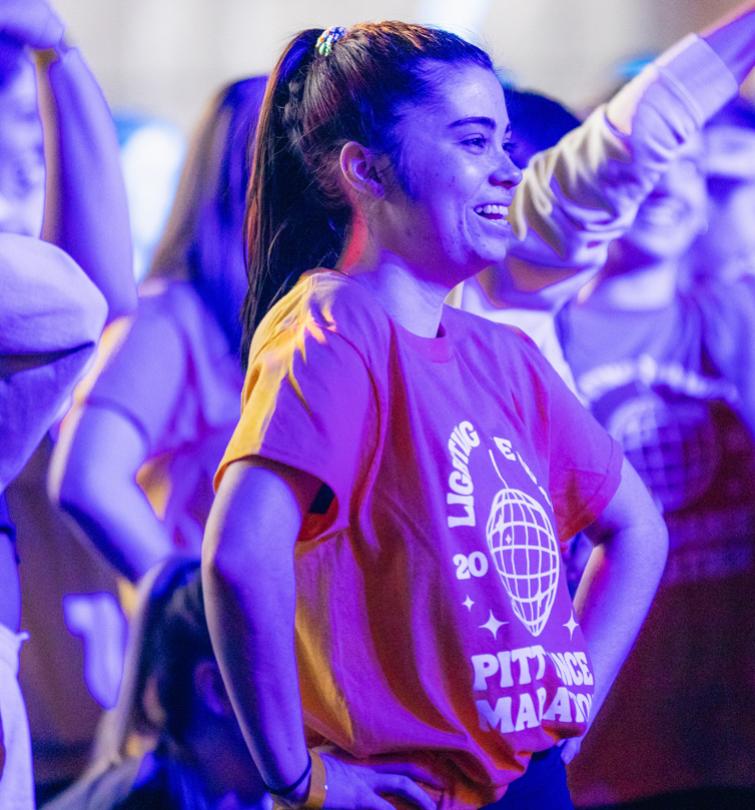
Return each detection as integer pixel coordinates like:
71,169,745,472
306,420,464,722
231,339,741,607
265,754,312,798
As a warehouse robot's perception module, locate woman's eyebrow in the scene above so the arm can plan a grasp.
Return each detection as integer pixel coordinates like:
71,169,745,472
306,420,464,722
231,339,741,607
448,117,512,138
449,116,496,130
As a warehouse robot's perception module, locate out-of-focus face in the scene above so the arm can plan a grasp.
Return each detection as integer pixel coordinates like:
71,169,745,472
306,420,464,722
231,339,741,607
620,137,707,264
382,63,522,285
0,59,44,236
696,124,755,279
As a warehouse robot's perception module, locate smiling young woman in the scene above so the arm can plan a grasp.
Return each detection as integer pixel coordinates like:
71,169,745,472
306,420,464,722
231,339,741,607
201,12,755,810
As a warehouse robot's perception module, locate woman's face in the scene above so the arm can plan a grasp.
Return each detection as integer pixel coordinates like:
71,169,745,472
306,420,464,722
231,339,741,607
375,63,521,286
619,138,707,265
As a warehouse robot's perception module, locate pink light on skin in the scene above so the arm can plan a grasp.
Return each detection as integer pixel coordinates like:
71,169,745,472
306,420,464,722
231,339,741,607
341,63,521,339
386,64,522,285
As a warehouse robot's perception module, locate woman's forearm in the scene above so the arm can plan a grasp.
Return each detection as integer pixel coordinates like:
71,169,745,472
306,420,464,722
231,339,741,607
51,406,175,581
35,46,136,322
58,475,175,582
573,513,668,725
202,461,315,791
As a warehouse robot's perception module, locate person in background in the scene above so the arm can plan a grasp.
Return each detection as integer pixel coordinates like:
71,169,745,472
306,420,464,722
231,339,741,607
1,0,135,805
560,133,755,809
451,49,754,395
44,558,271,810
690,95,755,284
10,441,126,804
51,76,267,583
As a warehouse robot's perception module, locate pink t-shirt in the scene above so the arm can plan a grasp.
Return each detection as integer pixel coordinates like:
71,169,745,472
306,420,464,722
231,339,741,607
78,280,243,555
217,271,622,808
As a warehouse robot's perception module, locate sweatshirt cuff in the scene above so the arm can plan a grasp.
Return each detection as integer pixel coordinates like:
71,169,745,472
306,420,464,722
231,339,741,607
656,33,738,125
607,33,737,136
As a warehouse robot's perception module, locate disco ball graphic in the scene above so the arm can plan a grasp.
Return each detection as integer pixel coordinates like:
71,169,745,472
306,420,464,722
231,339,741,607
607,394,719,512
485,485,560,637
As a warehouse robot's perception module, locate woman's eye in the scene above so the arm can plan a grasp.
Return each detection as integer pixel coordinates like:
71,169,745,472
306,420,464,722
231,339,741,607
462,136,486,150
503,141,518,155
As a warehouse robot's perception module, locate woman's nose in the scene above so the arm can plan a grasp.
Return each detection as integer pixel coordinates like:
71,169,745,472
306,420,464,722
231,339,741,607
491,152,522,189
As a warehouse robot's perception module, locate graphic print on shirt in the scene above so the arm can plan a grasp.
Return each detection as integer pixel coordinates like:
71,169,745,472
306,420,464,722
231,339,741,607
446,420,560,637
576,353,754,584
445,420,593,738
485,458,560,638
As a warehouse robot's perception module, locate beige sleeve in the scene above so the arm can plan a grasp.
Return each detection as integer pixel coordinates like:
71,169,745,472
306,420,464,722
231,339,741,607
508,34,738,276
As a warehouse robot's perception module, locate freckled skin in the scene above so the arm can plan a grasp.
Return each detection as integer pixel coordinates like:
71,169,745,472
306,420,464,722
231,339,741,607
380,64,522,287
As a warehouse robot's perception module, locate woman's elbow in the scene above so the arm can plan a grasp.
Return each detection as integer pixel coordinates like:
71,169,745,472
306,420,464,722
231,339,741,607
613,500,669,584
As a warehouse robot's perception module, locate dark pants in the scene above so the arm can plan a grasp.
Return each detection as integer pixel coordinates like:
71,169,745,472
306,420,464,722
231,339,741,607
482,747,574,810
587,788,755,810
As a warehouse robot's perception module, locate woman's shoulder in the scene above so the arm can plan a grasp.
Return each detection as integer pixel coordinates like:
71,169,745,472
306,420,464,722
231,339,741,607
253,269,392,361
445,302,562,395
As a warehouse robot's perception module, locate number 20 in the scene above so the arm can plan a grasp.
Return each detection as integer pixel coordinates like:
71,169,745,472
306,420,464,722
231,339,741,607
453,551,489,580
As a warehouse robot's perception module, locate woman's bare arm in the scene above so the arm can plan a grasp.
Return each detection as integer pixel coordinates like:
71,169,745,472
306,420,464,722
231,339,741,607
203,457,436,810
561,458,668,762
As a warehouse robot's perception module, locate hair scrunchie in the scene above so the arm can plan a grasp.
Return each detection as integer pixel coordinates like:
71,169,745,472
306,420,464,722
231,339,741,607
316,26,347,57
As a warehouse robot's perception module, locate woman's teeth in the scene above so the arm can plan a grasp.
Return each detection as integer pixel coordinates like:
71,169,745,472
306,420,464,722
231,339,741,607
475,203,508,219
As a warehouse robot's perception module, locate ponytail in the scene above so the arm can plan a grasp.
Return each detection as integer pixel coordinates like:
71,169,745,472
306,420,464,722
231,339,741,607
242,30,349,363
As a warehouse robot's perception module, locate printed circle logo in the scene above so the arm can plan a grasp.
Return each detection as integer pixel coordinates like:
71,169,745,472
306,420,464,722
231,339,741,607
485,484,560,637
607,394,719,512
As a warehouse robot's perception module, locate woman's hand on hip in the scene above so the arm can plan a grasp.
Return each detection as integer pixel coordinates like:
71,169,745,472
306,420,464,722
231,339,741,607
318,755,437,810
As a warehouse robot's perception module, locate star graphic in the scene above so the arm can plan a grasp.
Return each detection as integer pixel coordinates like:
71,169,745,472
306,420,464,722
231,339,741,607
479,610,508,640
563,611,579,640
462,595,475,611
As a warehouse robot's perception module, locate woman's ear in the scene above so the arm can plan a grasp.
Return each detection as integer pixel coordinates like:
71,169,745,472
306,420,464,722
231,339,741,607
194,659,234,719
339,141,386,200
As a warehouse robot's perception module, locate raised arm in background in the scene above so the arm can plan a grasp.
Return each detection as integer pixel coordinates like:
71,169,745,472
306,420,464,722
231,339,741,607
0,0,117,492
34,35,136,321
505,2,755,294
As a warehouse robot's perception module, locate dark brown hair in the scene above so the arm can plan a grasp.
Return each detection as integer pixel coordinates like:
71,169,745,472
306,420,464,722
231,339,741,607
241,21,492,362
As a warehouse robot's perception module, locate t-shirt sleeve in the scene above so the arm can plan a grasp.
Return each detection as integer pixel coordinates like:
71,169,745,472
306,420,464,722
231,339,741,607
83,294,187,451
536,346,623,541
216,324,377,534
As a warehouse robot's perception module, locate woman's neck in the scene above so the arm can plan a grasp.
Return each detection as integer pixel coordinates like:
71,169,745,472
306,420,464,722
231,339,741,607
341,233,451,338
